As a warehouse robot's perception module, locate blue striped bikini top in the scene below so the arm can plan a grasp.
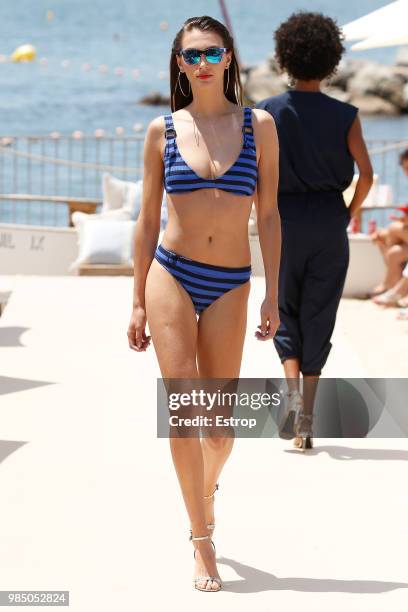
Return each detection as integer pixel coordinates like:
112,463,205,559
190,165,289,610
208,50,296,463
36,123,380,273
163,106,258,196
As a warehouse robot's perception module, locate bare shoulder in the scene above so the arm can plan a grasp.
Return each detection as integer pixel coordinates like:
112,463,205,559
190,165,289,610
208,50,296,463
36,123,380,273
252,108,277,133
145,115,166,141
251,107,278,148
251,107,275,126
143,116,167,161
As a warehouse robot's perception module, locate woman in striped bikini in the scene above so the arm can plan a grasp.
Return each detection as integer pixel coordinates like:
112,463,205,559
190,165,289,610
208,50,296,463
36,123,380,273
127,15,280,591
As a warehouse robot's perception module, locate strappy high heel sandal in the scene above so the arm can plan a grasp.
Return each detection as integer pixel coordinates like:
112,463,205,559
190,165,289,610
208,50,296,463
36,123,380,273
293,411,314,450
190,532,222,592
279,390,303,439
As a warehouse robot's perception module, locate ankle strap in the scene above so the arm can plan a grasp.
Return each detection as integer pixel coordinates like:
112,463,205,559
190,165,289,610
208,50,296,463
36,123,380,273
204,483,219,499
189,533,211,542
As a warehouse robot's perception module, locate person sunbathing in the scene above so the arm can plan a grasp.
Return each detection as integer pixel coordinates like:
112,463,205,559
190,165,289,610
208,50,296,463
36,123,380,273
370,205,408,297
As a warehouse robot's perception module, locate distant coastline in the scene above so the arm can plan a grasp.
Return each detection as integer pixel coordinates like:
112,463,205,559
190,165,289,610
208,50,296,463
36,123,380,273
140,55,408,117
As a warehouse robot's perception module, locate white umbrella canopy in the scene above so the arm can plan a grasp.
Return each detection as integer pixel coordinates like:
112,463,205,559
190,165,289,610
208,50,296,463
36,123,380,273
352,30,408,50
342,0,408,49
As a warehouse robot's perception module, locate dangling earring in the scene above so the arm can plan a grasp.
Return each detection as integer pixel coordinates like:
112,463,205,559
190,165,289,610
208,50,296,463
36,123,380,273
225,65,230,94
177,70,190,97
287,74,296,89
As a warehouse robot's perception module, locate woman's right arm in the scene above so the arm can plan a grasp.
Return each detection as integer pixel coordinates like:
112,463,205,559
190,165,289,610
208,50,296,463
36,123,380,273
128,116,165,351
347,114,374,218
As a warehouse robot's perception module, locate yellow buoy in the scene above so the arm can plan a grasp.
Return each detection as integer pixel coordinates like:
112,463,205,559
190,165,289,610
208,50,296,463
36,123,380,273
11,44,37,63
46,10,54,22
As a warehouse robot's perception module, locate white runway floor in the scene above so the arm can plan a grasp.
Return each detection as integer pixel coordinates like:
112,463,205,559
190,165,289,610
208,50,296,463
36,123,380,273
0,275,407,611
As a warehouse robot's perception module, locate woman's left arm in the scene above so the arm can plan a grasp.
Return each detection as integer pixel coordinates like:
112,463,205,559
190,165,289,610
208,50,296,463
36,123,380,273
347,114,374,217
252,108,281,341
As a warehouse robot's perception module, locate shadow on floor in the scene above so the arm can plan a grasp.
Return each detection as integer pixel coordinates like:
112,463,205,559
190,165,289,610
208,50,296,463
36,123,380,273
283,444,408,461
0,326,30,347
0,375,54,396
0,440,28,465
218,557,408,594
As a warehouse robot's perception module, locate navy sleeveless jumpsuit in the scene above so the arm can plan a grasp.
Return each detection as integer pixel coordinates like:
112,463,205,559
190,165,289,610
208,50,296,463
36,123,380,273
256,91,358,376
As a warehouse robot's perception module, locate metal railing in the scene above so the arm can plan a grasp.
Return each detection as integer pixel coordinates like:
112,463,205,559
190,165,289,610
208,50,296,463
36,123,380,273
367,139,408,202
0,135,144,226
0,135,407,227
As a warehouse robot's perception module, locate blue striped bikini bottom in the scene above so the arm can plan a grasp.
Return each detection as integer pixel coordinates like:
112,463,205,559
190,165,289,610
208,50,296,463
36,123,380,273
154,243,252,315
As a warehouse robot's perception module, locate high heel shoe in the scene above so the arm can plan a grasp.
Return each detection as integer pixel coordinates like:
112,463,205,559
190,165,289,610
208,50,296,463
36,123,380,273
190,532,222,592
279,390,303,439
293,411,314,450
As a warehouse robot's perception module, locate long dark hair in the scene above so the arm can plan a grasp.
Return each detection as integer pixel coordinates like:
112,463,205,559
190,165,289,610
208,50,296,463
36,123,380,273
170,15,243,111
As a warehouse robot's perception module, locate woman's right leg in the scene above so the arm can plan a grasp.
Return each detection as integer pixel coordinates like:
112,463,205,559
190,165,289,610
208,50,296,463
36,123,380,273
145,258,220,590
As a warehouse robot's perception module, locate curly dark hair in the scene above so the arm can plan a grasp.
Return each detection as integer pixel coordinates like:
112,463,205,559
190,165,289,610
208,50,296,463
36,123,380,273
399,149,408,165
274,11,345,81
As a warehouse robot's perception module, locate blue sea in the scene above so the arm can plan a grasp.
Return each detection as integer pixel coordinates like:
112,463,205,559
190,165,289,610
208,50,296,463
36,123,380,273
1,0,408,138
0,0,408,227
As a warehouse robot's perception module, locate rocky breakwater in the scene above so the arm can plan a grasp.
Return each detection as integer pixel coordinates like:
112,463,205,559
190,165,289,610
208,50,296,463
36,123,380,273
243,54,408,115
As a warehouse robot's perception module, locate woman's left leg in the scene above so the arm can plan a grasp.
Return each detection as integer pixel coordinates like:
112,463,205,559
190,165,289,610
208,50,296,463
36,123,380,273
196,280,251,529
293,374,320,448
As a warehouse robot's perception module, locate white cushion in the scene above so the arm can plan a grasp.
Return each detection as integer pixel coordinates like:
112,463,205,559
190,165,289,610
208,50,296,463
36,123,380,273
102,173,142,219
123,178,143,219
72,208,132,227
69,219,136,270
73,173,168,230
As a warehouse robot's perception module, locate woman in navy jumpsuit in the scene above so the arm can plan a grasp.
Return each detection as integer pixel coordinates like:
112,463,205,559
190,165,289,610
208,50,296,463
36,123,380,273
256,12,373,448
